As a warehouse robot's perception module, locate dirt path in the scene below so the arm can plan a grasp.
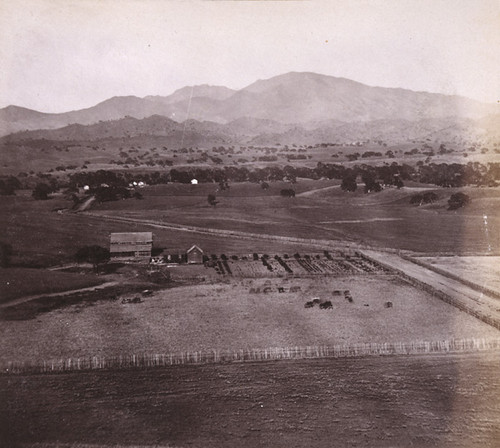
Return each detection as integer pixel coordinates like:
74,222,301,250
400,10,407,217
363,250,500,327
296,184,341,197
83,211,359,251
0,281,119,309
74,195,96,212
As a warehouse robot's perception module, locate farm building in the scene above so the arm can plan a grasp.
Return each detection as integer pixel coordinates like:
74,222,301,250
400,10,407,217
186,245,204,264
110,232,153,261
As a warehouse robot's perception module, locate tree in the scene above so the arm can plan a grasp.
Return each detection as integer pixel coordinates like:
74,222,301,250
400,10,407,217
341,176,357,192
75,245,110,273
410,191,438,206
207,194,218,207
448,192,470,210
280,189,295,197
361,172,382,193
32,183,53,200
0,176,21,195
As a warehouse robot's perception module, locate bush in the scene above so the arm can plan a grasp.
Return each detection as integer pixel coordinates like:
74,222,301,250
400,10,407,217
75,245,110,272
448,192,470,210
280,189,295,198
32,183,53,200
341,177,357,192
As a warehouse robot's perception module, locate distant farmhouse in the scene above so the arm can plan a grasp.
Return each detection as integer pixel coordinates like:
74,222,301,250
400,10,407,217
110,232,153,261
186,244,204,264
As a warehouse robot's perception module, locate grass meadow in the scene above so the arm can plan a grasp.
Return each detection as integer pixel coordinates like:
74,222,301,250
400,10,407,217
91,182,500,254
0,268,103,303
2,182,500,270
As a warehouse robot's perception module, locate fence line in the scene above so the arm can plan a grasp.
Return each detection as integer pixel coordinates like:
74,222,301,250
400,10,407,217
3,338,499,375
399,254,500,301
358,252,500,331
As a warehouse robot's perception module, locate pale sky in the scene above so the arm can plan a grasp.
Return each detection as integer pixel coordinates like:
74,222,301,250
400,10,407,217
0,0,498,113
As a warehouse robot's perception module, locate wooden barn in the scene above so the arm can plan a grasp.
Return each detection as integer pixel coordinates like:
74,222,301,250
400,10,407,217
186,244,204,264
110,232,153,261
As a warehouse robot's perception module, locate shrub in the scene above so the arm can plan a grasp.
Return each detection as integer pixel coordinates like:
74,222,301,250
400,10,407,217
448,192,470,210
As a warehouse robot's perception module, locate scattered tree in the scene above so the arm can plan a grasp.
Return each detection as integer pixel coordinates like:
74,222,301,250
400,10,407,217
448,192,470,210
410,191,438,206
280,188,295,197
341,176,357,192
32,183,53,200
75,245,110,273
207,194,218,207
0,176,21,195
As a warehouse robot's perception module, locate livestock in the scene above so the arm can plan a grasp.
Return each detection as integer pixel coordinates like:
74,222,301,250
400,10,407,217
320,301,333,309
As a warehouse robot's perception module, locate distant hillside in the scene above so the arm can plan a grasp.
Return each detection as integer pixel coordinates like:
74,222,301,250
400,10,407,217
2,113,498,148
1,72,496,137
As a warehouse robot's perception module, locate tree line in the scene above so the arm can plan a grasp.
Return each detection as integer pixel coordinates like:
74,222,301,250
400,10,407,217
3,161,500,199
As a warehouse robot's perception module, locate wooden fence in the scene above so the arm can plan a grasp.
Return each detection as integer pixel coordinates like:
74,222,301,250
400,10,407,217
3,338,499,375
400,254,500,301
359,252,500,331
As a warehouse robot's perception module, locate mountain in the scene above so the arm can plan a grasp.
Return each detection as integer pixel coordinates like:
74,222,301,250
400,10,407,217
0,115,234,144
2,112,497,148
146,84,236,105
0,72,497,138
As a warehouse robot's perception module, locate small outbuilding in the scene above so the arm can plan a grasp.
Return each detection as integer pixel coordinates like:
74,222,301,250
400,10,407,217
186,244,203,264
110,232,153,261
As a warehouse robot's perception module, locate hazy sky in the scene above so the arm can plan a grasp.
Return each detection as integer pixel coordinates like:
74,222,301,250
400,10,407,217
1,0,498,112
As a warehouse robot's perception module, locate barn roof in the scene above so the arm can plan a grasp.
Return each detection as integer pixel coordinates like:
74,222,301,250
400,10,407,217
187,244,203,253
110,232,153,243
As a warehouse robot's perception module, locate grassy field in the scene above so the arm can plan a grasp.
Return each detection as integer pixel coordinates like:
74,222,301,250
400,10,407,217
0,193,322,267
1,352,499,447
0,268,103,303
91,182,500,254
2,182,500,270
1,276,497,364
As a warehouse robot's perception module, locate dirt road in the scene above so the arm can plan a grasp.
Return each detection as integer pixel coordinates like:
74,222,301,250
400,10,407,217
363,250,500,326
0,281,119,309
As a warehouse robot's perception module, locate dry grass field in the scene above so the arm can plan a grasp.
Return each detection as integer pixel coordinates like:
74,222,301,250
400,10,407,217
1,276,497,364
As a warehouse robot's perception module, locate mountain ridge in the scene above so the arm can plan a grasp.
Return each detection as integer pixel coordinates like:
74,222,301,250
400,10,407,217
0,72,497,138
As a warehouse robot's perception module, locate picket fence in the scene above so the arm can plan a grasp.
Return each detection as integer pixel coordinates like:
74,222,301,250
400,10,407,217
3,338,499,375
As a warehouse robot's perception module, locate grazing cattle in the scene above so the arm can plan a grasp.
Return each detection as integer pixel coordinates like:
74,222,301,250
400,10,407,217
290,286,301,292
332,290,342,296
347,297,353,303
278,287,285,293
263,287,273,293
312,298,320,305
304,301,315,308
320,301,333,309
